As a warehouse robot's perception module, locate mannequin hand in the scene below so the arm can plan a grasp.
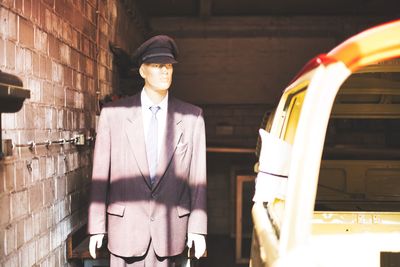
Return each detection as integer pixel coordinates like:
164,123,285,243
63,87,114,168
89,234,105,259
187,233,206,259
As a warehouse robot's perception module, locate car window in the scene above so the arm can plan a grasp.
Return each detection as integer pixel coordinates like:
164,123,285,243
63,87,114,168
281,84,308,144
316,60,400,212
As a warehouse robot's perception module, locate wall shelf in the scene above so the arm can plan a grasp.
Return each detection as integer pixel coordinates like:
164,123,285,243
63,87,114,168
0,70,30,158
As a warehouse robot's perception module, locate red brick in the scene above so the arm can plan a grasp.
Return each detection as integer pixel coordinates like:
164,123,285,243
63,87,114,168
45,57,52,80
65,88,75,108
86,2,95,24
66,172,76,194
1,0,13,8
23,0,32,19
98,64,106,81
0,164,4,194
73,71,82,90
66,110,73,130
87,77,94,94
54,0,65,16
30,158,40,182
53,62,63,84
43,179,55,205
44,107,52,130
16,220,25,248
85,57,93,76
42,0,54,8
57,154,66,175
2,113,15,129
0,195,10,225
6,40,16,69
42,81,54,105
72,5,83,31
24,216,34,242
5,224,16,255
70,191,79,212
19,18,34,48
20,243,30,266
78,53,85,72
15,161,27,191
33,105,45,129
31,0,40,23
62,20,72,41
36,155,48,180
48,35,60,61
29,183,43,212
63,66,72,86
27,240,35,265
71,28,79,49
8,12,17,41
15,46,24,73
32,51,40,77
31,211,40,236
60,43,70,65
52,12,62,37
15,0,23,14
39,54,46,79
27,78,41,103
24,48,33,73
23,104,33,130
4,162,15,192
56,176,66,200
44,5,52,33
70,49,79,70
37,231,49,259
0,38,5,67
0,229,5,258
34,28,48,53
54,85,65,107
45,156,55,178
11,190,28,219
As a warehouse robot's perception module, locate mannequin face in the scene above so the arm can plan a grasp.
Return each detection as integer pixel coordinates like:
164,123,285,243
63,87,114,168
139,63,174,93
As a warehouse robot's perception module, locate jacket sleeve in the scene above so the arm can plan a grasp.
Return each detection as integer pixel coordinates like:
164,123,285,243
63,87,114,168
88,107,111,235
188,109,207,235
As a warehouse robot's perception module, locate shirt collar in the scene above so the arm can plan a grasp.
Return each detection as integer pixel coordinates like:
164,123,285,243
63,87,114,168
141,88,169,111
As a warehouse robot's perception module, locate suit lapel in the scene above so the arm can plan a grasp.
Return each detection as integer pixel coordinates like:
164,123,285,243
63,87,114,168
152,98,183,189
125,95,152,189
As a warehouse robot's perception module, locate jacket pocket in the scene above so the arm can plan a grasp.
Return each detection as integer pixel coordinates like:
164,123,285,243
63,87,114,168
177,202,191,217
175,142,188,155
107,203,125,217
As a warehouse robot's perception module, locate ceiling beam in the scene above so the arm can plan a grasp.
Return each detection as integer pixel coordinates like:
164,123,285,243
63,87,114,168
199,0,212,18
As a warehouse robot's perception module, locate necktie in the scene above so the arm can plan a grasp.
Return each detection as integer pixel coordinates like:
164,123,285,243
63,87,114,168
148,106,160,185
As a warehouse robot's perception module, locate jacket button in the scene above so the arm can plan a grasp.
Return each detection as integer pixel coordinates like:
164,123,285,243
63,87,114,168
152,193,157,199
150,217,154,221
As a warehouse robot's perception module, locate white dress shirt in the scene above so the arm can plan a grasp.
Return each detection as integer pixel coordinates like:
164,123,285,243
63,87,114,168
141,89,168,162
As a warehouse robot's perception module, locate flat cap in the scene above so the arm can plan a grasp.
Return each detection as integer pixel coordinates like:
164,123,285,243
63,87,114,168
132,35,178,66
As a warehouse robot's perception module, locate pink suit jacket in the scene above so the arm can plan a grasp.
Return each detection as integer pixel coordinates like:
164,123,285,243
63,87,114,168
88,93,207,258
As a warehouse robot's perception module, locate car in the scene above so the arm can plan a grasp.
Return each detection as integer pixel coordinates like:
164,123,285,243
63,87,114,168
251,19,400,267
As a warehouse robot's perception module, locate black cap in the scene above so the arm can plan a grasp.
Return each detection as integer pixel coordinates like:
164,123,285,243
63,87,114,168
132,35,178,66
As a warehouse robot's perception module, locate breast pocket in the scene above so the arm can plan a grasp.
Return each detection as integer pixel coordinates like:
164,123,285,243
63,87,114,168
177,202,191,218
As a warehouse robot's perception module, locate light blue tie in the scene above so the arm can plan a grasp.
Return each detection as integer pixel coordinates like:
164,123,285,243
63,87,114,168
148,106,160,185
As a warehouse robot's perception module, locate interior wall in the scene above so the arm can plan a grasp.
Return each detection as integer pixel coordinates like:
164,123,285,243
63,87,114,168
151,16,394,105
149,15,397,236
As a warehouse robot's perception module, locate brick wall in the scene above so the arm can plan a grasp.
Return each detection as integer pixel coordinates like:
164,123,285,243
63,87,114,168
0,1,145,266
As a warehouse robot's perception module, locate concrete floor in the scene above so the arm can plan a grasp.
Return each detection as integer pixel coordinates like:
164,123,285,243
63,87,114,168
198,235,249,267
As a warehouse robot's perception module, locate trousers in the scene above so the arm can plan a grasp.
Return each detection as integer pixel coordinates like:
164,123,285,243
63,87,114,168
110,240,182,267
